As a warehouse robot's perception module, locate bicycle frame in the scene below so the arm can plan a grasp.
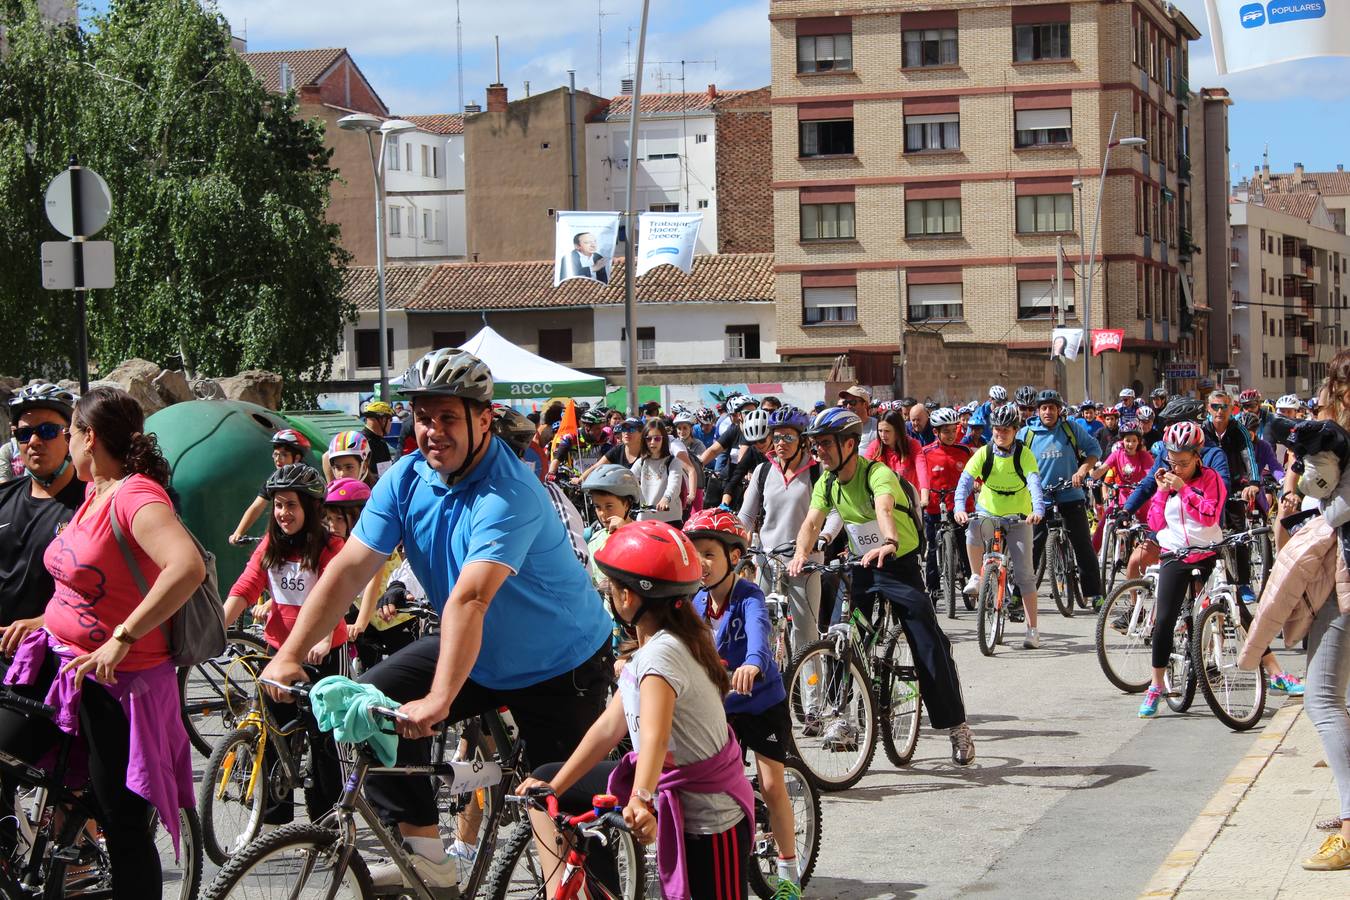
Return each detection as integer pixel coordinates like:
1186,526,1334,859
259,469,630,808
975,518,1014,612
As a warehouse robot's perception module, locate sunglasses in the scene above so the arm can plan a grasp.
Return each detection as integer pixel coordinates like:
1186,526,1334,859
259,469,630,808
1209,403,1228,411
15,423,65,443
1018,405,1036,413
645,434,664,442
771,433,799,444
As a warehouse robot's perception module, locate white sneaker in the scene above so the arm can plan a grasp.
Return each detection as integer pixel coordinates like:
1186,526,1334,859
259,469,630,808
230,823,277,855
368,847,459,890
1022,628,1040,650
448,839,478,866
963,574,980,595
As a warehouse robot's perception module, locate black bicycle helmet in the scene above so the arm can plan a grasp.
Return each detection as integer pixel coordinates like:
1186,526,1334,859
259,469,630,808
1035,389,1064,408
263,463,326,499
1159,396,1205,426
989,405,1021,429
1014,385,1038,407
492,406,536,458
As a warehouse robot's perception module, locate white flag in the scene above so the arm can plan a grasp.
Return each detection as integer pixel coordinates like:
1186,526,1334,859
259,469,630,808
1051,328,1083,361
635,212,703,277
1203,0,1348,74
554,211,620,287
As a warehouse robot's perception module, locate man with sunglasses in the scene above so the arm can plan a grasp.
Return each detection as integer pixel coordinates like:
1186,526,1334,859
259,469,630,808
0,385,85,658
1203,389,1263,603
837,385,878,449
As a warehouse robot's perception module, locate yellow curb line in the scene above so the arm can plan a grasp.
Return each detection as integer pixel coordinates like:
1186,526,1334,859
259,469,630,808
1138,700,1304,898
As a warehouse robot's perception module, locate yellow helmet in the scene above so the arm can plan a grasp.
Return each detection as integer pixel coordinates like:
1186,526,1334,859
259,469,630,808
360,400,394,417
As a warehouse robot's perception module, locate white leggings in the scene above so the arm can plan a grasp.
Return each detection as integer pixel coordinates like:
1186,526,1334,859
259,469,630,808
1305,598,1350,820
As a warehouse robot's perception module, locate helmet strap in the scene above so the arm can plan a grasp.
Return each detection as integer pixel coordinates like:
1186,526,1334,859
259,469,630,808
30,457,70,489
441,398,487,486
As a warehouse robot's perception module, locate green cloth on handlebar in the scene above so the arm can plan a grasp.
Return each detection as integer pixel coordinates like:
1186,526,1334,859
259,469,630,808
310,675,399,766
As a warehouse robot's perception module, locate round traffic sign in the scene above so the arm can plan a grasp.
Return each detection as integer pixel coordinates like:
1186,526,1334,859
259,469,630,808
44,167,112,238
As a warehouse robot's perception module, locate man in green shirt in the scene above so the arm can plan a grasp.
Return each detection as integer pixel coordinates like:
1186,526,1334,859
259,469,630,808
788,407,975,767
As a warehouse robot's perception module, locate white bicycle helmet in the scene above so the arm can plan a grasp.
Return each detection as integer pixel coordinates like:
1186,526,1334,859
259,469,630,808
8,383,77,424
988,385,1008,402
930,407,959,428
740,409,771,443
1275,394,1302,411
398,349,493,402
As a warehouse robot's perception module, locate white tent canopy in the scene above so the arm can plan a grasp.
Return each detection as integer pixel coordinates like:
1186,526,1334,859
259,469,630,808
458,326,607,401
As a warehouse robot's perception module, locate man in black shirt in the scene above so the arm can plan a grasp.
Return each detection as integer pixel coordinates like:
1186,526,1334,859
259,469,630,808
0,385,84,655
360,400,395,477
1203,389,1260,601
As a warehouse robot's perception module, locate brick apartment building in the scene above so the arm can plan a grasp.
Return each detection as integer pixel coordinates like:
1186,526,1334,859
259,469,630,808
768,0,1211,402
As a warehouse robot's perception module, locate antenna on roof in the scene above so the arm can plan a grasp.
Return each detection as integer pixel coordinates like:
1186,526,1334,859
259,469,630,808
596,1,616,96
494,35,501,84
456,0,464,114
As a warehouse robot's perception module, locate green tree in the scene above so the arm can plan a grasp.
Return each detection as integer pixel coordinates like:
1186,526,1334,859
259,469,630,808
0,0,353,391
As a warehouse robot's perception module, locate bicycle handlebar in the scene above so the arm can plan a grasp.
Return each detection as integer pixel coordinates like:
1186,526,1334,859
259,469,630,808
1160,526,1272,561
0,688,55,721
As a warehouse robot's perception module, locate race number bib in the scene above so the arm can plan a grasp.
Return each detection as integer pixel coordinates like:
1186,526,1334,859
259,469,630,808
845,519,884,555
267,560,314,608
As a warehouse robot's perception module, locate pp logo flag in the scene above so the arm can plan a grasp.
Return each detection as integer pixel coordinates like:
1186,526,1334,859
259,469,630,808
1203,0,1346,74
635,213,703,277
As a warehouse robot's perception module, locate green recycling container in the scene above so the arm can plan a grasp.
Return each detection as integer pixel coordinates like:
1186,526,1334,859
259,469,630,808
144,400,344,587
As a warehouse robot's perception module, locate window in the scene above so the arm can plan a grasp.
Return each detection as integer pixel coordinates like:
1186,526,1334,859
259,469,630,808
800,203,856,241
799,119,854,156
1017,280,1073,318
421,145,430,176
386,136,401,171
725,325,761,361
538,328,573,363
388,205,401,236
354,328,394,369
904,113,960,152
697,199,709,209
432,330,466,350
406,209,416,239
649,202,680,212
908,283,963,321
1014,108,1071,147
1016,194,1073,233
621,327,656,362
432,147,440,178
695,133,709,144
797,33,852,73
903,28,958,67
405,144,413,171
422,209,438,242
905,198,961,237
803,286,858,324
1014,23,1070,61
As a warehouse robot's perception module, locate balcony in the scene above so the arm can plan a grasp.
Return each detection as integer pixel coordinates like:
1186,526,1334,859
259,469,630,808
1294,337,1311,356
1178,155,1191,183
1284,256,1309,278
1308,264,1324,285
1230,248,1241,267
1178,227,1192,260
1176,75,1190,103
1287,297,1313,317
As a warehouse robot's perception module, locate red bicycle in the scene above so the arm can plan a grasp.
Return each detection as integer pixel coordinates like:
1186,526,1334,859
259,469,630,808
482,787,643,899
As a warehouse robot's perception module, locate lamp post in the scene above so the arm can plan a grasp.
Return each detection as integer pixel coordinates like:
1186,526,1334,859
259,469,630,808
339,114,417,403
1080,112,1146,403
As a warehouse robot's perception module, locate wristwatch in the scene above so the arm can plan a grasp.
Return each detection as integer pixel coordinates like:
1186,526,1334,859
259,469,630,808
111,624,138,646
881,537,898,549
632,786,656,805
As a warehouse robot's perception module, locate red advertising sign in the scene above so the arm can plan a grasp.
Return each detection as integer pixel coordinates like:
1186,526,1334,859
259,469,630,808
1091,329,1125,356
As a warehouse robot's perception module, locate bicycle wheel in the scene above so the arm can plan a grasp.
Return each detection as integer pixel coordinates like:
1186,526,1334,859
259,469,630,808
976,566,1003,657
482,818,641,900
1193,602,1267,731
747,761,821,900
1164,618,1196,713
879,629,922,767
201,822,374,900
942,531,959,620
440,712,515,894
1098,519,1116,595
1251,530,1273,596
199,724,267,866
46,806,202,900
784,639,877,791
155,807,205,900
181,631,269,756
1095,579,1155,693
1049,539,1074,618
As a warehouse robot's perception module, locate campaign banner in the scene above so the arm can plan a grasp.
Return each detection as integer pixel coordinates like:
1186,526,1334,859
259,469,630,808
1091,329,1125,356
1051,328,1084,361
1203,0,1349,74
554,211,620,287
635,212,703,277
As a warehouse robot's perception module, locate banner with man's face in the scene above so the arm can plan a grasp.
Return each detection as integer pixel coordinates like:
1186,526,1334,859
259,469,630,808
554,212,621,287
1051,328,1083,361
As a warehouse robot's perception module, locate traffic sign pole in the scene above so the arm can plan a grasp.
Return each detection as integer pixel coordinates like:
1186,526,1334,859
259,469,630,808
69,158,90,393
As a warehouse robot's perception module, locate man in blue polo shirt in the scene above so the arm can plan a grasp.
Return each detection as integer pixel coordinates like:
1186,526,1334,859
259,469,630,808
261,348,612,889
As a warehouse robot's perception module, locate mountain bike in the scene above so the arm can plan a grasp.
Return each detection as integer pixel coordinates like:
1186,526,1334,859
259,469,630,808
203,680,527,900
971,514,1027,657
1246,493,1275,596
179,620,271,756
1040,480,1086,617
782,555,922,789
1095,567,1159,693
931,489,972,620
484,788,640,900
746,757,821,899
1193,529,1270,730
743,542,799,672
1098,505,1147,597
0,688,202,899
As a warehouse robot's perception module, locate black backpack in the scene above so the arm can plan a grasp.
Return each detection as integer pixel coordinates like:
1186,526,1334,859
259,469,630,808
823,459,927,559
978,440,1029,494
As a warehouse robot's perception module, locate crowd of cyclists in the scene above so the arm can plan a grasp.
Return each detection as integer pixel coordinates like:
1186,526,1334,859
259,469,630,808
1,343,1349,895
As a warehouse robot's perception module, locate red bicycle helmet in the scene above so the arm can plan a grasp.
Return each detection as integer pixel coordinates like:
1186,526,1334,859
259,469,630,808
1162,421,1204,453
682,509,750,550
1237,388,1262,405
594,521,703,599
271,428,311,451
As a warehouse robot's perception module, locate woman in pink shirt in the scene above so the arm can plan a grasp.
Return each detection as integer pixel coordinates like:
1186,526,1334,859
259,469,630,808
0,386,204,896
865,409,922,487
1090,421,1155,548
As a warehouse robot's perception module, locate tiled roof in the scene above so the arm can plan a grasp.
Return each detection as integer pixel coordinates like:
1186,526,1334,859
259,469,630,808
594,88,759,120
241,49,346,93
399,114,464,135
344,253,774,311
1269,171,1350,196
1258,191,1320,222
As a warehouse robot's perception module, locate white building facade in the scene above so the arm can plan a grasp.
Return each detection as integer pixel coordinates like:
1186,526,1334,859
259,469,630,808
592,302,780,369
384,118,467,263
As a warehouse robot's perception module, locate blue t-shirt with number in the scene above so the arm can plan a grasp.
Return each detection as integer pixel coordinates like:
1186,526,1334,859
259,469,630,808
693,578,786,715
353,437,610,689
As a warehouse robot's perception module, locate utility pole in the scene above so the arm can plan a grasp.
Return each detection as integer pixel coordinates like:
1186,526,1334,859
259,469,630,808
622,0,651,416
455,0,464,113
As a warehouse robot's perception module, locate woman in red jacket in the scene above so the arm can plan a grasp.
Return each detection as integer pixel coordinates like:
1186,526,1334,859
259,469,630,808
865,409,922,487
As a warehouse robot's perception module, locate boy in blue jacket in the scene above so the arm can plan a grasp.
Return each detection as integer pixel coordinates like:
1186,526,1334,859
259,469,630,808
684,509,802,897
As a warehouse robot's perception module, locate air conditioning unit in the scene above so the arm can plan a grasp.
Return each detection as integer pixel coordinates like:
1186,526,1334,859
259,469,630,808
1223,368,1241,381
1299,377,1311,391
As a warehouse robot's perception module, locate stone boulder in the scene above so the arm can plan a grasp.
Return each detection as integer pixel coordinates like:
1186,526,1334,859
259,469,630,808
218,370,283,410
103,358,166,415
152,368,194,406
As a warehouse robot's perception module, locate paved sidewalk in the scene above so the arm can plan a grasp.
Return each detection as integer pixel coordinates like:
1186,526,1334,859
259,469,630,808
1143,699,1349,898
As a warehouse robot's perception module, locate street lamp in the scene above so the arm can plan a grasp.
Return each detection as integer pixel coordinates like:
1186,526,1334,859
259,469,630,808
1080,113,1145,403
339,114,417,402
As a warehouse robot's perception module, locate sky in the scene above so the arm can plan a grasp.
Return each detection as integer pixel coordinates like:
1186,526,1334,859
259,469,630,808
88,1,1350,179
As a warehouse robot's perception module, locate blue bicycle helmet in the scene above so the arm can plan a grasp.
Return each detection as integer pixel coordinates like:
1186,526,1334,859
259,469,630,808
767,404,811,432
804,407,863,438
